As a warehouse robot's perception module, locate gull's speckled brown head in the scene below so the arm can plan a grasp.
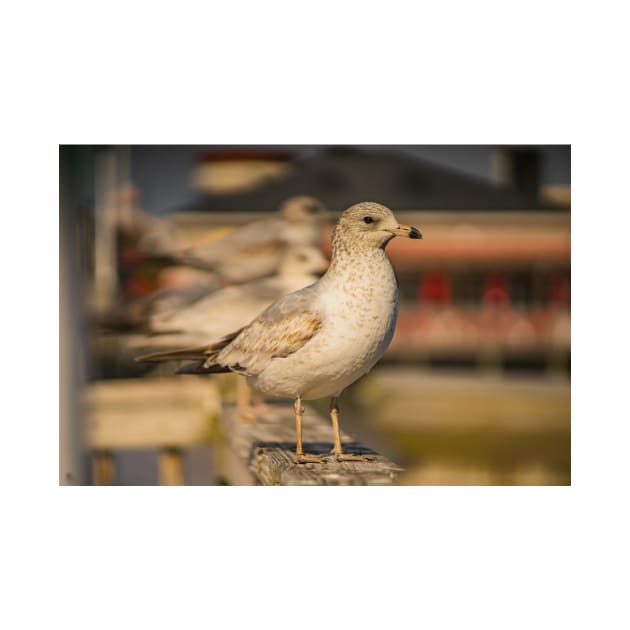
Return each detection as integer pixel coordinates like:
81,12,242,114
332,201,422,251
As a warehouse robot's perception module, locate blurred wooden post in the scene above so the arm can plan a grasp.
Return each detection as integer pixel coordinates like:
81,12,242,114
159,448,185,485
92,145,132,316
214,433,257,486
85,378,221,486
60,147,91,485
92,451,115,485
491,147,541,196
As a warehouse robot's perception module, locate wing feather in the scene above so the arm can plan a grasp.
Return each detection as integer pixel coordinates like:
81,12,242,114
216,311,321,374
137,284,323,377
213,284,323,374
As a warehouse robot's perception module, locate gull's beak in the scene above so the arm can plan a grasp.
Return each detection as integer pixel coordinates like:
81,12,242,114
389,224,423,239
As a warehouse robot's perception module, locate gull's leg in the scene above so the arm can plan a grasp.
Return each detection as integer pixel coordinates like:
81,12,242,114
293,395,324,464
330,396,375,462
236,378,274,421
236,377,255,423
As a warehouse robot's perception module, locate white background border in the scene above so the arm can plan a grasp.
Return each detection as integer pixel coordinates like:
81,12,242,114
3,1,629,628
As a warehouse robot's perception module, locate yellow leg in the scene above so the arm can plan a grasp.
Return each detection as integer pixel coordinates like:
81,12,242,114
236,376,255,423
236,377,274,422
330,396,374,462
293,396,324,464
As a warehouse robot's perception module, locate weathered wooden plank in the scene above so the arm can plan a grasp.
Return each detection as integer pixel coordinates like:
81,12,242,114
213,438,257,486
85,378,221,449
87,406,214,449
218,403,403,486
86,377,220,407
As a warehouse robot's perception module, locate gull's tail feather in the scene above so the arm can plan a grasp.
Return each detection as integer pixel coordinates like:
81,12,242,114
135,347,230,375
145,329,185,337
170,253,217,272
176,361,230,375
135,346,209,364
134,327,245,366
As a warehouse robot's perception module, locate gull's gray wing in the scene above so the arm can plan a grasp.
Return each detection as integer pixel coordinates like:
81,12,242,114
137,283,323,376
214,284,323,374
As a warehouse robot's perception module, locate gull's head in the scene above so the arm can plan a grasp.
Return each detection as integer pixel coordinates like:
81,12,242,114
278,245,329,277
279,196,327,224
334,201,422,249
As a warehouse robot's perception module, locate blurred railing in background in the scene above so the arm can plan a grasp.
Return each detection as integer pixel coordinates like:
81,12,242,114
170,209,570,375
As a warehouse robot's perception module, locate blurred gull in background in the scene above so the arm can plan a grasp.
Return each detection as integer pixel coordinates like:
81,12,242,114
101,196,328,334
132,245,328,349
130,245,328,418
171,195,328,284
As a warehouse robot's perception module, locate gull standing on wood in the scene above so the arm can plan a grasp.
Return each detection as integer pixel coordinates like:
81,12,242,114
138,202,422,463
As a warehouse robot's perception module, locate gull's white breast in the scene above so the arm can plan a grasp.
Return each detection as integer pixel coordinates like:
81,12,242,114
249,252,398,400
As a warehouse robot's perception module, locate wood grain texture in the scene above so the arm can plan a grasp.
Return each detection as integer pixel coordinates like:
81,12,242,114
85,378,221,449
216,403,403,486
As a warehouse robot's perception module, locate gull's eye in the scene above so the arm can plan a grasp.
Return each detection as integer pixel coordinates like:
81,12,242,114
363,216,374,224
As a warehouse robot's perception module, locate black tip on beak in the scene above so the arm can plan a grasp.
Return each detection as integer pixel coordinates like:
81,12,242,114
409,226,422,239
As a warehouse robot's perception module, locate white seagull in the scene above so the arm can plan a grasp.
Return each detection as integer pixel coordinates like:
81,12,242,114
174,195,327,284
138,202,422,463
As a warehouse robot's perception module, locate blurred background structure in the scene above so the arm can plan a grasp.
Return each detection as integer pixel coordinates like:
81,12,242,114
59,145,570,485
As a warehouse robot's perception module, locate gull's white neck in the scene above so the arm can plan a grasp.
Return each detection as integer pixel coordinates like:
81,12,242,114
321,236,395,289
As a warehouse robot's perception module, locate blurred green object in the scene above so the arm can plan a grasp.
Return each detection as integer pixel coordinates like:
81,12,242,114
351,367,570,485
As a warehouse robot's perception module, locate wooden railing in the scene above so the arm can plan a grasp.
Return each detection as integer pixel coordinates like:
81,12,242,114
84,378,403,486
215,403,402,486
85,377,221,485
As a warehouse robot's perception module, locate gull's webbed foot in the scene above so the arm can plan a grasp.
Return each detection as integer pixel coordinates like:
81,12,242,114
331,450,376,462
294,453,326,464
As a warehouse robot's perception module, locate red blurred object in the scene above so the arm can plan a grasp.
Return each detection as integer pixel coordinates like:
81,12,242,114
119,244,143,265
199,149,294,162
482,274,511,306
549,275,570,308
418,271,452,305
124,277,153,297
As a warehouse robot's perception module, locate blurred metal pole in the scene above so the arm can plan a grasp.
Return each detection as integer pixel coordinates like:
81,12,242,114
112,145,134,229
92,148,119,314
491,147,541,196
490,148,513,187
59,147,90,485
